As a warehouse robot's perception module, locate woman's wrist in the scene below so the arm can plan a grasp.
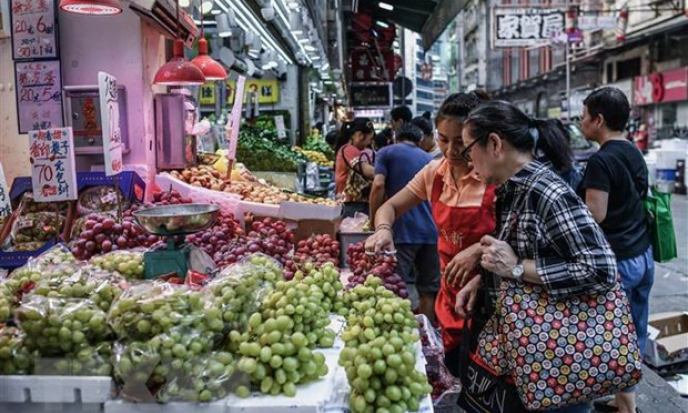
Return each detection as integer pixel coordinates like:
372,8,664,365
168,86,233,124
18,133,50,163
375,223,393,233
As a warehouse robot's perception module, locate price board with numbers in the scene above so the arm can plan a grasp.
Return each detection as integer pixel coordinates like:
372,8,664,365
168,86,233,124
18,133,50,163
14,59,64,134
28,127,78,202
10,0,59,60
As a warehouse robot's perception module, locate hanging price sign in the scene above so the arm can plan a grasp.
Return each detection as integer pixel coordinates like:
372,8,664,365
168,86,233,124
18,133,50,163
98,72,123,176
14,60,63,134
0,163,11,217
226,75,246,161
28,127,78,202
10,0,59,60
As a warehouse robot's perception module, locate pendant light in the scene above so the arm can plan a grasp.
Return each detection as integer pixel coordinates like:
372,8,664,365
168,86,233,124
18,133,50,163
191,13,227,81
154,0,205,86
59,0,122,15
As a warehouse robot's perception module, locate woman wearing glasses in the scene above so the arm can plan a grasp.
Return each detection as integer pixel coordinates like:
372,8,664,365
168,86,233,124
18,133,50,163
334,118,376,218
365,91,495,375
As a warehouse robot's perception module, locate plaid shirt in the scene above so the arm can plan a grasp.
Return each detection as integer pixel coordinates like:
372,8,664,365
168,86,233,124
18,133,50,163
483,160,617,305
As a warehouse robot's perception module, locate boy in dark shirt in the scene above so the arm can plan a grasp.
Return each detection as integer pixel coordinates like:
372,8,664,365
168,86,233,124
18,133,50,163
579,87,653,413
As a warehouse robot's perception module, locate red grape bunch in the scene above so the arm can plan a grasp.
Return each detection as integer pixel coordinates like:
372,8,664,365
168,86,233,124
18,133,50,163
284,234,340,280
345,242,409,299
212,218,294,267
185,211,244,259
71,214,156,260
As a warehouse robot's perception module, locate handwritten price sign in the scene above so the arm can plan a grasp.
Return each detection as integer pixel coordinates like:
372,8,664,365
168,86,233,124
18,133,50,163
14,60,63,134
0,163,11,217
98,72,123,176
10,0,59,60
29,127,78,202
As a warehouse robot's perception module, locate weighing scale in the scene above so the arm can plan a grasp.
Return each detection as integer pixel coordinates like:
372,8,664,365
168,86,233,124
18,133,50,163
132,204,220,279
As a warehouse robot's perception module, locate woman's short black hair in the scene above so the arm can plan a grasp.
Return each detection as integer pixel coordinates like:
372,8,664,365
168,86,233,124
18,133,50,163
583,87,630,132
435,90,491,126
410,116,433,137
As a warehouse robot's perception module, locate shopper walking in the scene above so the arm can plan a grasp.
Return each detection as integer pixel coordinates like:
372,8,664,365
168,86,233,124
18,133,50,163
369,123,439,320
334,118,376,218
390,105,413,135
365,91,494,376
455,100,621,413
578,87,653,413
411,116,443,159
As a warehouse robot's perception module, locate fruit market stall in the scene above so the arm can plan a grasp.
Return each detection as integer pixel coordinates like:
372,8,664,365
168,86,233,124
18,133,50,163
0,176,457,413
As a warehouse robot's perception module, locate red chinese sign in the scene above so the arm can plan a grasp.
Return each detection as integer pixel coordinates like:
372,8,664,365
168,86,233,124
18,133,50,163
634,67,688,105
29,127,78,202
350,49,400,82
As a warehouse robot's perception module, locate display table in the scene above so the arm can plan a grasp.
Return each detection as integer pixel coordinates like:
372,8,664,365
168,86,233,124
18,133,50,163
0,317,434,413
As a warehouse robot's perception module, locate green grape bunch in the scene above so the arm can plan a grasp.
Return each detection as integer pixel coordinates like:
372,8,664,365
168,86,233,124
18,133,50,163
90,250,145,280
35,342,113,377
0,283,16,324
15,295,110,356
338,276,432,413
0,326,35,375
107,282,221,342
157,351,239,403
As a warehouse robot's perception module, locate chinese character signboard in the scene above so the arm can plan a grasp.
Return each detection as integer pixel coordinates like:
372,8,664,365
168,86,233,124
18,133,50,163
28,127,78,202
492,7,564,48
0,163,11,217
634,67,688,106
199,83,216,106
350,83,392,109
226,76,246,160
98,72,123,176
14,60,63,134
350,49,398,82
10,0,59,60
226,79,278,105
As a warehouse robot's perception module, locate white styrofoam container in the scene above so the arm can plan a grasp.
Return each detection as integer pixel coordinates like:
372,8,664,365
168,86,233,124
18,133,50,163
155,173,241,214
654,149,686,170
279,202,342,221
659,138,688,152
0,403,103,413
0,376,113,404
235,200,282,220
105,399,226,413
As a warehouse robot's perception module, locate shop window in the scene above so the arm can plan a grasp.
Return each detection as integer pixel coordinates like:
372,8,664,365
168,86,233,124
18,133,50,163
616,58,641,80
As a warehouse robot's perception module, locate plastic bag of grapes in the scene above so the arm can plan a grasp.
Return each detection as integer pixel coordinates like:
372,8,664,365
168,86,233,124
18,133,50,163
108,281,221,342
77,186,131,216
112,338,163,402
6,246,80,297
34,341,113,376
90,249,146,280
0,326,35,375
16,192,70,216
11,212,65,244
32,264,128,313
15,294,110,356
0,282,17,324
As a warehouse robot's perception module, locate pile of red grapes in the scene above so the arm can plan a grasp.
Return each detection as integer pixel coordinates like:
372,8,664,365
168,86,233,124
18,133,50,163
185,211,244,259
284,235,340,280
71,214,156,260
345,242,409,299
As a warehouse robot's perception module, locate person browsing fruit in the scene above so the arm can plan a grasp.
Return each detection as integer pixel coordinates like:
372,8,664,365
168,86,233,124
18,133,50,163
364,91,496,376
334,118,376,218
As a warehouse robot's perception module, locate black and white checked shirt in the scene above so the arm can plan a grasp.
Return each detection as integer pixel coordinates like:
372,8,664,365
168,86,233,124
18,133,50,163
482,160,618,305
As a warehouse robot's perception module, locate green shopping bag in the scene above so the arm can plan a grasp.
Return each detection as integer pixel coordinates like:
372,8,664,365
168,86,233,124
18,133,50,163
644,187,677,263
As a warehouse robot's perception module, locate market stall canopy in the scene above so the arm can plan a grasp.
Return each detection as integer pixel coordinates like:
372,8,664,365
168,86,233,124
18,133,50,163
363,0,467,51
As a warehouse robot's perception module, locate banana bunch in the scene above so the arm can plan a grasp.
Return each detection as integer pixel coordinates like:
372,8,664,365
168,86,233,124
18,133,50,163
293,147,334,168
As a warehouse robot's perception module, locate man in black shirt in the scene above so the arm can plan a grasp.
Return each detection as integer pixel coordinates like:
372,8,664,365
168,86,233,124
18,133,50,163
579,87,653,413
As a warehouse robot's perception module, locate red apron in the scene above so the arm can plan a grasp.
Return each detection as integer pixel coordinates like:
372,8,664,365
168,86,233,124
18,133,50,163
431,172,496,353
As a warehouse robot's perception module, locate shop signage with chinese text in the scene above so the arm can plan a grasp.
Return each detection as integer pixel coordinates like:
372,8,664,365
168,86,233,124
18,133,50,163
14,60,63,134
492,7,564,48
28,127,77,202
634,67,688,105
200,79,279,106
350,83,392,109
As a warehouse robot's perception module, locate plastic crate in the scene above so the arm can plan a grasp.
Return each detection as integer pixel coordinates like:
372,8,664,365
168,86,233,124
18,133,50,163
0,375,114,404
337,231,372,269
0,239,58,270
105,399,227,413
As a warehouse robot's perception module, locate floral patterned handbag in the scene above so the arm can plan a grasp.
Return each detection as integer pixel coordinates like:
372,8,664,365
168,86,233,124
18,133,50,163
476,172,643,410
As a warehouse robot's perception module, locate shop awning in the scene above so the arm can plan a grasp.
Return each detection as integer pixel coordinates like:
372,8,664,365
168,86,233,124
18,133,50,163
372,0,467,50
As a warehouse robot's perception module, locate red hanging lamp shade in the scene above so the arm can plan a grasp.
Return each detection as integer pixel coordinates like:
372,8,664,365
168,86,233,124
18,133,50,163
191,38,227,81
154,39,206,86
59,0,122,15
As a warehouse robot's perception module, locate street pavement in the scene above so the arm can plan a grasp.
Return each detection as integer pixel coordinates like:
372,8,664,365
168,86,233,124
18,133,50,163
650,194,688,315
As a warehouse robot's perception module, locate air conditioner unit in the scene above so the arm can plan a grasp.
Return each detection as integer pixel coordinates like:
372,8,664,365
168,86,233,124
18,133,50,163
129,0,200,48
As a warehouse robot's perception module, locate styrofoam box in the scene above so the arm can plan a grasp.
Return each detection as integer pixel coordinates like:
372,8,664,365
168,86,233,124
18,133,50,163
105,398,226,413
279,201,342,221
155,173,241,215
234,200,282,220
0,376,113,404
0,403,103,413
225,347,340,413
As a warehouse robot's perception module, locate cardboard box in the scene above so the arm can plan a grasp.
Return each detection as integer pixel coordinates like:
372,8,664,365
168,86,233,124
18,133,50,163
645,312,688,368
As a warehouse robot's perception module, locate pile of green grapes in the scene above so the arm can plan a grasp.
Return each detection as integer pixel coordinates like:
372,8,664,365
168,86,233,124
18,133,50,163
0,326,34,375
338,276,432,413
0,283,15,324
231,264,342,397
35,342,113,376
90,250,145,280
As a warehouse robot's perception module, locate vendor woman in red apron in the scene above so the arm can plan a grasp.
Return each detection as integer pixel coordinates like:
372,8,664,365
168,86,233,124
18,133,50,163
365,91,496,375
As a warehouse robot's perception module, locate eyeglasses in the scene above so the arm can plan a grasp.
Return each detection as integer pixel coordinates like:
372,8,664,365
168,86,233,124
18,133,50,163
461,135,487,162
